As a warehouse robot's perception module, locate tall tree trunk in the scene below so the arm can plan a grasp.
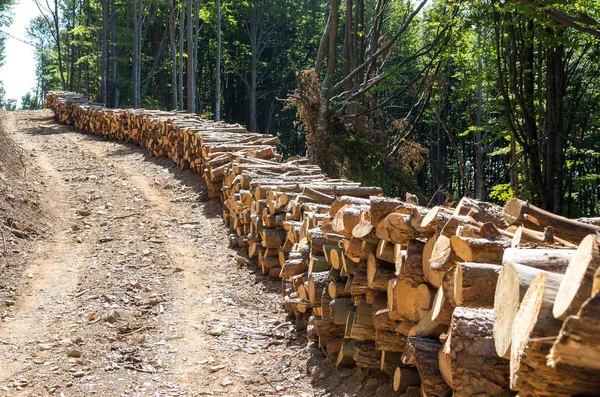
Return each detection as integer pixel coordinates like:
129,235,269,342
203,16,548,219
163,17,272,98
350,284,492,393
545,43,565,214
133,0,142,107
313,0,339,176
178,0,185,110
168,0,178,109
193,0,201,112
55,0,67,89
247,4,258,132
111,0,119,107
215,0,222,121
102,0,109,104
474,27,485,199
186,0,195,112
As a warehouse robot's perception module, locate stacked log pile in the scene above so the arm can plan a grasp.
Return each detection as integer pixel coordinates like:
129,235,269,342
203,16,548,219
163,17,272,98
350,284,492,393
46,91,600,396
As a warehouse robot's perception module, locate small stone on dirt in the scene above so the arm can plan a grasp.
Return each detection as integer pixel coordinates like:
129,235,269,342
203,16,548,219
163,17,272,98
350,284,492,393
220,377,233,387
209,365,225,373
72,370,85,378
39,343,53,351
77,210,91,216
67,349,82,358
208,326,223,337
4,299,15,306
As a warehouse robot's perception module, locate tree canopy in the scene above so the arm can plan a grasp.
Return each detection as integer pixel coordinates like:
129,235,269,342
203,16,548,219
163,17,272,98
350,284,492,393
16,0,600,217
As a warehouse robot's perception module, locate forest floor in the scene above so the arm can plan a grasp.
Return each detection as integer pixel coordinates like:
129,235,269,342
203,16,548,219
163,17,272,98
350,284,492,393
0,110,396,397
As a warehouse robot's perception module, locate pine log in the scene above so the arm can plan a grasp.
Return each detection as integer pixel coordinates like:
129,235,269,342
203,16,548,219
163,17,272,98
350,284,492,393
552,233,600,320
372,293,401,332
336,338,359,368
347,310,376,341
388,278,434,323
407,337,449,397
393,366,422,393
439,307,511,397
454,262,501,308
350,264,369,295
454,197,508,228
396,239,426,283
509,272,600,396
261,228,286,248
308,271,329,308
367,252,396,291
429,234,459,272
375,329,408,353
548,292,600,371
450,236,509,264
330,297,354,326
376,239,397,263
328,281,349,299
353,341,380,369
329,196,370,217
501,247,573,273
493,262,562,359
504,197,600,244
422,237,443,287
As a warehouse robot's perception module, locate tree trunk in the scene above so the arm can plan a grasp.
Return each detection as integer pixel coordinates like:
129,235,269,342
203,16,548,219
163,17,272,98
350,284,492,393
215,0,222,121
132,0,142,108
178,0,185,110
101,0,109,104
168,0,178,109
186,0,195,112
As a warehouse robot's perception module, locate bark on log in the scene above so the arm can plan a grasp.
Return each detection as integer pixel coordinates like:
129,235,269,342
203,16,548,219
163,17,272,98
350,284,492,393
493,262,563,359
548,293,600,371
454,197,508,228
510,272,600,396
504,198,600,244
438,307,511,397
501,247,573,273
553,234,600,320
450,236,509,264
454,262,501,308
407,337,449,397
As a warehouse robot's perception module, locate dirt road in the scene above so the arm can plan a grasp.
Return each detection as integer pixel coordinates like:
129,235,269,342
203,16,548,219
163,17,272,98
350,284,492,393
0,110,362,397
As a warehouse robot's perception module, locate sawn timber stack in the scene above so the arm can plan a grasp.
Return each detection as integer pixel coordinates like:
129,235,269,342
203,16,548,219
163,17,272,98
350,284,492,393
46,91,600,397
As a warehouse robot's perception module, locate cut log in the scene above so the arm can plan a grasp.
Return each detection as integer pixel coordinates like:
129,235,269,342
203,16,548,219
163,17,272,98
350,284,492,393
422,236,443,287
548,293,600,371
367,252,396,291
353,341,380,369
372,293,401,332
429,234,459,272
396,239,426,283
454,197,508,228
501,247,573,273
450,236,509,264
328,281,349,299
504,198,600,244
407,337,449,397
375,329,408,352
510,272,600,396
553,234,600,320
493,262,563,359
388,279,434,323
308,271,329,309
392,366,422,393
438,307,511,397
336,338,359,368
453,262,501,308
376,239,397,263
330,196,370,217
330,298,354,326
347,308,375,341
